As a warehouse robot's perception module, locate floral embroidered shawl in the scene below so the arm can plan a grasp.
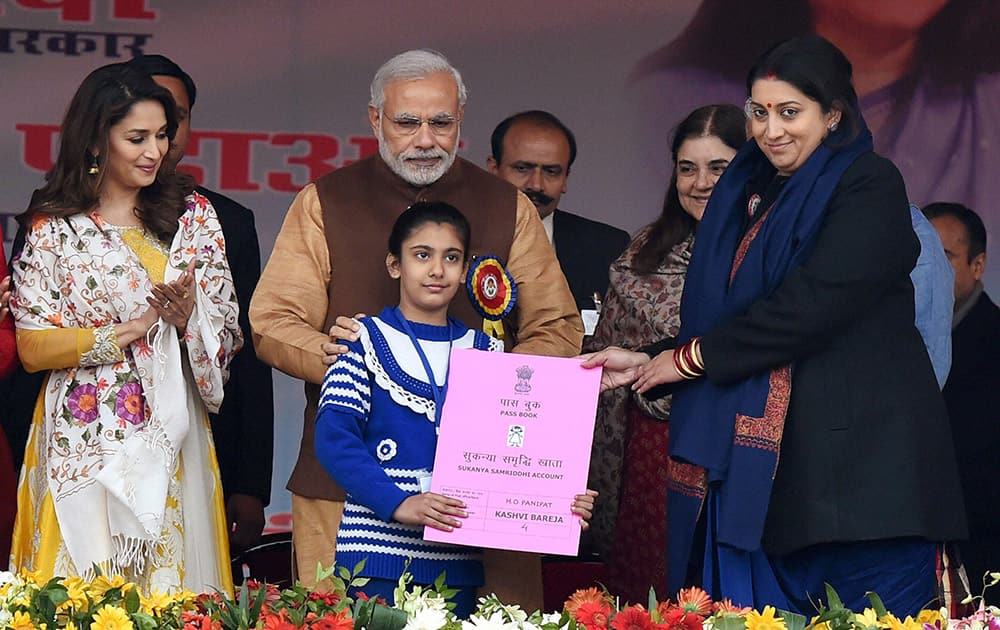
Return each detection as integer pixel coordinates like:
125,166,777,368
12,192,242,578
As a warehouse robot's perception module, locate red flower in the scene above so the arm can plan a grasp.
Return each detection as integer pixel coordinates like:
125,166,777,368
661,608,703,630
310,609,354,630
655,602,675,622
566,587,613,617
612,606,657,630
181,611,220,630
576,601,613,630
261,611,299,630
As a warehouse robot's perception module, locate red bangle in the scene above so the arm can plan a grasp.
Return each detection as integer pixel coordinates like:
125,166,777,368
673,339,705,380
673,342,699,379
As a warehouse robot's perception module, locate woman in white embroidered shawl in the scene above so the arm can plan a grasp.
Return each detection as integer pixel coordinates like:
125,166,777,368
9,63,241,594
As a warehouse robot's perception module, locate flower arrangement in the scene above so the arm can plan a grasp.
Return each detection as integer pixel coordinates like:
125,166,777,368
2,565,998,630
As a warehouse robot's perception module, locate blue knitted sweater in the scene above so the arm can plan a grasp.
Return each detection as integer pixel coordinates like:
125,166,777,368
315,307,502,586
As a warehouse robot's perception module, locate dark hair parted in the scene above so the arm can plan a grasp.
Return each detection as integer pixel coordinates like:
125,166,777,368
126,53,198,108
490,110,577,169
20,62,194,243
922,202,987,261
747,35,862,142
388,201,472,263
631,104,746,275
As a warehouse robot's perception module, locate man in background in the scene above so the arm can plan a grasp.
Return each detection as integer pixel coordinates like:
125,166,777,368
128,54,275,554
925,202,1000,603
488,111,629,333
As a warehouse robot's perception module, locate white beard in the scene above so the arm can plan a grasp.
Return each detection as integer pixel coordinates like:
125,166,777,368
377,121,459,187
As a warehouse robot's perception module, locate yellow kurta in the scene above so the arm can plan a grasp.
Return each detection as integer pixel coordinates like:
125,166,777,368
10,227,233,594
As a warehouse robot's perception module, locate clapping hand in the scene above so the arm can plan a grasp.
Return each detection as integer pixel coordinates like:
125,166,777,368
149,258,197,333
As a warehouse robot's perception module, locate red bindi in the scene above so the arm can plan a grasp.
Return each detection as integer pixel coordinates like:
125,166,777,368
766,103,772,108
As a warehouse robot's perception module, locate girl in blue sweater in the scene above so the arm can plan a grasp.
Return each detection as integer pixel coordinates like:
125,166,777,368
315,202,594,615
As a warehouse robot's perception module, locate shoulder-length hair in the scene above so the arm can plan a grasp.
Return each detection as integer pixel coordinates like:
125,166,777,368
631,104,746,275
20,62,193,243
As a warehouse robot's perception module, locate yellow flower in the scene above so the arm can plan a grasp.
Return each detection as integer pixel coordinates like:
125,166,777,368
17,569,43,586
808,615,831,630
855,609,885,629
91,605,134,630
90,575,133,599
140,590,173,616
65,622,79,630
745,606,787,630
916,609,945,628
10,611,36,630
881,613,921,630
59,577,89,610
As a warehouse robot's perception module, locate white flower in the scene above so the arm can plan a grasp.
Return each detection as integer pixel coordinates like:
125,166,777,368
377,439,398,462
0,571,15,587
399,589,447,615
462,612,522,630
0,609,11,627
404,607,450,630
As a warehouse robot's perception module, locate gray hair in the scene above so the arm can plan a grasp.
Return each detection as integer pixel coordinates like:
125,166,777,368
369,49,468,111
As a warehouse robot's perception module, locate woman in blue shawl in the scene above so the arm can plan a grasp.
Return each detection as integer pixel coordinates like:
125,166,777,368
584,35,966,615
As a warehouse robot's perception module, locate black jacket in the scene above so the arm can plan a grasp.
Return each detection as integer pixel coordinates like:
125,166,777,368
197,187,274,505
652,153,967,555
551,209,630,312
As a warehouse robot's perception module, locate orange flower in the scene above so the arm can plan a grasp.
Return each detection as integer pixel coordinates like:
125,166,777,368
713,599,751,615
676,587,712,617
576,601,613,630
611,606,657,630
566,587,611,616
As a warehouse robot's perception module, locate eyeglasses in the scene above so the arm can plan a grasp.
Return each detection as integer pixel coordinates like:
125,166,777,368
384,113,460,136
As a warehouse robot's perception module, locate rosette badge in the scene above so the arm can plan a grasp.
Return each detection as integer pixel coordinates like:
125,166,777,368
466,255,516,339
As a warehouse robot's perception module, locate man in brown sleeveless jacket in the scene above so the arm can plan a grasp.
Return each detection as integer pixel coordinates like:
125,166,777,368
250,49,582,608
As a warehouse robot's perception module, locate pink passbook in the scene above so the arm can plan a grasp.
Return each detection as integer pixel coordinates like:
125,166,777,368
424,348,600,555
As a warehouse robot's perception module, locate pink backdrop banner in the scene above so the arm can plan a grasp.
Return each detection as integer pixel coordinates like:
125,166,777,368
425,349,600,556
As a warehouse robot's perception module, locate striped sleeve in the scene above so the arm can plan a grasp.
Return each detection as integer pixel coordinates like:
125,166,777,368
318,340,370,418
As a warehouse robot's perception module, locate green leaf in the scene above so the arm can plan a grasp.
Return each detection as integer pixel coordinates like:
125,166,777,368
366,603,409,630
647,586,658,617
124,586,140,614
824,583,845,610
86,277,98,290
865,592,888,619
353,558,368,576
777,608,807,630
714,615,749,630
337,565,351,581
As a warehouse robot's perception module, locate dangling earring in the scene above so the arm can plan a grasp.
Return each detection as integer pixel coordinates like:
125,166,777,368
88,154,99,176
